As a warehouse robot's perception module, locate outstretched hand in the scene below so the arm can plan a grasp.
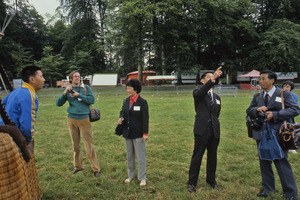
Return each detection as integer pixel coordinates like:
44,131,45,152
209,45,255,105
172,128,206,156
212,66,223,82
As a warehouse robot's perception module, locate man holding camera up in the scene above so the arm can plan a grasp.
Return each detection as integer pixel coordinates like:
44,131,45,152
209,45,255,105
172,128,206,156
246,70,299,200
56,71,100,177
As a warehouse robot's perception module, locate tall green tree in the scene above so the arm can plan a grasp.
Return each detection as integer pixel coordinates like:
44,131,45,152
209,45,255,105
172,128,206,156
59,0,106,74
0,0,47,79
35,46,65,87
47,20,68,55
242,0,300,73
149,0,257,83
251,0,300,32
67,50,93,76
198,0,257,83
152,0,199,82
247,19,300,71
107,0,155,81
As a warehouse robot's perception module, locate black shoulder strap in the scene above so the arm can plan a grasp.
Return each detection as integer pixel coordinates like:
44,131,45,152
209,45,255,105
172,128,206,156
0,64,14,92
0,98,15,125
0,65,17,125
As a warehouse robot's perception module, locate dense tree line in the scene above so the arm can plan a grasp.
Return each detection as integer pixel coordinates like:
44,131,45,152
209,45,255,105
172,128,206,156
0,0,300,85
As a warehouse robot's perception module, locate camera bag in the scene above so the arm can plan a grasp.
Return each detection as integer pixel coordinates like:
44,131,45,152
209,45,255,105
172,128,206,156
279,90,299,149
246,93,260,138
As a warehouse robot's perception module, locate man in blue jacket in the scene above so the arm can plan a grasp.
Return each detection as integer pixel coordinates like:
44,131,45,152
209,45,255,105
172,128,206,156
0,66,45,200
0,66,45,142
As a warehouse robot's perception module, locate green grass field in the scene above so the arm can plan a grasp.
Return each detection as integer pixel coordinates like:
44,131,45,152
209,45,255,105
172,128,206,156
28,88,300,199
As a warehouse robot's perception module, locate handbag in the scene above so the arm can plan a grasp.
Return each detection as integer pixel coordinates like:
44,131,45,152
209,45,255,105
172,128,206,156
89,107,100,122
246,116,253,138
279,90,299,149
279,122,300,149
245,93,260,138
82,85,100,122
115,123,123,136
258,122,284,161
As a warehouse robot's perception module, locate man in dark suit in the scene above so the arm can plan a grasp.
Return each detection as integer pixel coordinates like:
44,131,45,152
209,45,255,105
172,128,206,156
188,67,222,193
246,70,299,200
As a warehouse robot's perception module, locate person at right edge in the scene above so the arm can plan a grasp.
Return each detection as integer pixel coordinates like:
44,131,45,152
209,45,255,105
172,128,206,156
188,66,222,193
282,80,299,154
246,70,299,200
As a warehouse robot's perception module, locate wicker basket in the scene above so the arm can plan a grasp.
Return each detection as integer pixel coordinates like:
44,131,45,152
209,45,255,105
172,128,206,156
0,132,41,200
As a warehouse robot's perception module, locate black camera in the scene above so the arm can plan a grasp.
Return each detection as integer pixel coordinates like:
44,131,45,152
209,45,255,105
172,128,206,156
258,112,268,119
69,89,75,94
252,112,268,131
252,118,263,131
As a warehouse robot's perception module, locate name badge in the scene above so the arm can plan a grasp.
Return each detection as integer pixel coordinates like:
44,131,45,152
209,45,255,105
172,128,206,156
216,99,220,105
275,97,282,103
133,106,140,111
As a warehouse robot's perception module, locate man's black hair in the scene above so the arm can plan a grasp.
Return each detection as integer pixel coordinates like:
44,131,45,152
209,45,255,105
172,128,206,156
200,72,218,85
21,66,41,83
200,72,211,80
126,79,142,94
282,80,295,91
260,70,277,83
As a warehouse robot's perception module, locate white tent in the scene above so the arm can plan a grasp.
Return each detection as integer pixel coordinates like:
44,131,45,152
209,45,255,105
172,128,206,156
146,75,176,80
92,74,118,86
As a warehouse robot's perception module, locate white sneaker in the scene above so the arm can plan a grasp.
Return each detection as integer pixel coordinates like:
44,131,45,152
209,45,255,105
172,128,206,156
289,150,297,154
124,178,132,183
140,180,146,186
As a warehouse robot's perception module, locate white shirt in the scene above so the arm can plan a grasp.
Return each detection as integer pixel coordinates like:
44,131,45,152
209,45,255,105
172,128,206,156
264,86,276,98
208,89,213,102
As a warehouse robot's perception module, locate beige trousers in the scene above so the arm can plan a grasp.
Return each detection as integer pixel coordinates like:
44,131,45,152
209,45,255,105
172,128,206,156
67,117,100,172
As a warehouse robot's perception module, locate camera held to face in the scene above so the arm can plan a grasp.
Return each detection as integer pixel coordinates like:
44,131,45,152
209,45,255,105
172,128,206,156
69,89,75,94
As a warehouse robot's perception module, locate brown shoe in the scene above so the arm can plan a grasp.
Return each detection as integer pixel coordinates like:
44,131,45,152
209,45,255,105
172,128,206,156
94,171,100,177
71,169,83,174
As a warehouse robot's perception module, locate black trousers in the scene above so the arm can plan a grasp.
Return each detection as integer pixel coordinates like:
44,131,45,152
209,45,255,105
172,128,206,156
188,126,220,186
256,141,298,199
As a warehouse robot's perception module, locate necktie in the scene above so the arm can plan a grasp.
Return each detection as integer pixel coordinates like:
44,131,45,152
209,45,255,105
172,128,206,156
265,94,269,106
208,92,213,105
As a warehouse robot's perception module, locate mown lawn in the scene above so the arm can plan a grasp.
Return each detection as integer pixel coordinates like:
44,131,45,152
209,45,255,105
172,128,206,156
32,88,299,200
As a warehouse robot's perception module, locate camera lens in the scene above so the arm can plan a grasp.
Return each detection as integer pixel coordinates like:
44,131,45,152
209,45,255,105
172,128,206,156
252,118,262,131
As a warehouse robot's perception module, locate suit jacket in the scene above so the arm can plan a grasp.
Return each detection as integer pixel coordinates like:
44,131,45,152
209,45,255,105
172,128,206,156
119,95,149,139
246,87,300,140
193,80,221,139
